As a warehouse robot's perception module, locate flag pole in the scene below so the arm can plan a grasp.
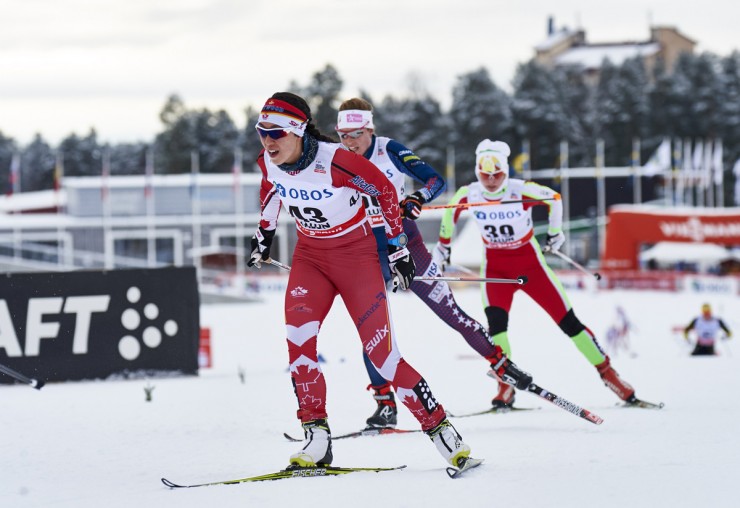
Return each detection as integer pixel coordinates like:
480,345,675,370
233,148,246,289
102,148,113,269
55,152,66,267
190,150,202,280
145,148,156,267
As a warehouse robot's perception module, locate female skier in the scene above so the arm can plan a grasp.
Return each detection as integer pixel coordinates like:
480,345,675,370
435,139,639,407
336,98,532,427
248,92,477,469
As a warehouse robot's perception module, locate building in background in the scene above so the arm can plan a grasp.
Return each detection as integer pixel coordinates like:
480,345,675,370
535,17,696,84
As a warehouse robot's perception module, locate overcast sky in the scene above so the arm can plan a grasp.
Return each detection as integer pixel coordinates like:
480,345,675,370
1,0,738,146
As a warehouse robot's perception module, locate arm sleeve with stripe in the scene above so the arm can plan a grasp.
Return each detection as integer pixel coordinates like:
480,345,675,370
522,181,563,235
385,139,446,202
256,153,282,231
438,186,470,245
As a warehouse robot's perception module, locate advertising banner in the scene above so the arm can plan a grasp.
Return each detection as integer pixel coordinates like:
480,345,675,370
0,267,199,384
602,206,740,270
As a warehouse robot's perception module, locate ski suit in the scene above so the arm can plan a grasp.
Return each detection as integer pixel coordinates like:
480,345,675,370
257,140,447,431
438,179,608,366
359,136,497,387
683,315,732,356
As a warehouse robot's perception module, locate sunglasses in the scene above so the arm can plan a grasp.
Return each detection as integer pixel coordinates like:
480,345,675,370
255,125,290,140
337,129,365,140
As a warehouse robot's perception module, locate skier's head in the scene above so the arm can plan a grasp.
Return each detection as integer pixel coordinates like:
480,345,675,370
475,140,511,198
701,303,712,318
336,98,375,156
255,92,333,165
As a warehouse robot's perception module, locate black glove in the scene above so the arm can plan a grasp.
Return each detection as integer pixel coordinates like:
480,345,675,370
247,227,276,268
399,191,425,220
388,244,415,292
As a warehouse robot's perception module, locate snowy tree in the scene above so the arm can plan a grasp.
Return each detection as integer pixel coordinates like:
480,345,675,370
108,143,148,176
0,131,18,194
155,94,239,174
551,65,594,167
58,130,102,177
449,68,513,183
21,135,55,191
650,54,700,138
718,53,740,166
690,53,724,139
593,57,650,165
511,61,569,169
240,104,263,173
372,92,449,176
290,64,344,137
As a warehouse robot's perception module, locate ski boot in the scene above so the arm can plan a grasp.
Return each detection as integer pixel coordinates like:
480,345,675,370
487,346,533,389
425,418,471,467
365,383,398,429
289,418,333,467
596,356,636,402
491,380,516,409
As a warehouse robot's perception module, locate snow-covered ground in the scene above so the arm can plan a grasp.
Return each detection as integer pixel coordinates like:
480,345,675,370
3,282,739,508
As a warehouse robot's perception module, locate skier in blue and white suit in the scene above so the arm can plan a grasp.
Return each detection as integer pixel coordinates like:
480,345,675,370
335,98,532,429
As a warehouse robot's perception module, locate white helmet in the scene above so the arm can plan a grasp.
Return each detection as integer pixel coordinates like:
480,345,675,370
475,140,510,197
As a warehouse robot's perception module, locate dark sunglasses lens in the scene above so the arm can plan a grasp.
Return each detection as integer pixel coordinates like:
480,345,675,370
257,128,288,139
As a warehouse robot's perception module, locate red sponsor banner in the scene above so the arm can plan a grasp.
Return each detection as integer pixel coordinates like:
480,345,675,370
602,206,740,270
600,270,680,291
198,327,212,369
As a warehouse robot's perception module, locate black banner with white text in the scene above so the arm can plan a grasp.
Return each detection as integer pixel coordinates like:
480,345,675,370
0,267,199,384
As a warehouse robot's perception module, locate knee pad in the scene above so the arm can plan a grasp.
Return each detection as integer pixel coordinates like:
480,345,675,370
558,309,585,337
485,306,509,336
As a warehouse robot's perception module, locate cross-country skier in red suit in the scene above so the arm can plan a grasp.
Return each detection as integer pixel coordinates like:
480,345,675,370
435,139,639,407
248,92,475,470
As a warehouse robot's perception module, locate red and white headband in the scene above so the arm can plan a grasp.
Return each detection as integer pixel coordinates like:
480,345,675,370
258,99,308,137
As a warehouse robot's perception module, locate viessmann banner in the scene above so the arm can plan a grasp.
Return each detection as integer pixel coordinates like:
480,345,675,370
0,267,200,384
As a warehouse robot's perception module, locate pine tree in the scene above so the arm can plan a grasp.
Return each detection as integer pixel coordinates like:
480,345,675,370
241,104,263,173
292,64,344,137
109,143,148,176
718,52,740,168
372,90,448,176
155,94,239,174
594,58,649,165
58,130,102,177
511,61,566,169
21,135,55,191
552,65,595,168
449,68,513,183
0,131,18,194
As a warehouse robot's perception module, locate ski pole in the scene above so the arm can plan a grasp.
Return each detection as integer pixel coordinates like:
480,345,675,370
526,383,603,425
265,258,291,272
0,363,45,390
545,249,602,280
267,259,526,285
423,196,558,211
486,371,602,424
415,275,527,285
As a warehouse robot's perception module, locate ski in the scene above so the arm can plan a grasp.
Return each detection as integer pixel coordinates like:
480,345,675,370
446,457,484,479
161,464,407,488
622,398,665,409
283,427,421,442
447,406,540,418
527,383,604,425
